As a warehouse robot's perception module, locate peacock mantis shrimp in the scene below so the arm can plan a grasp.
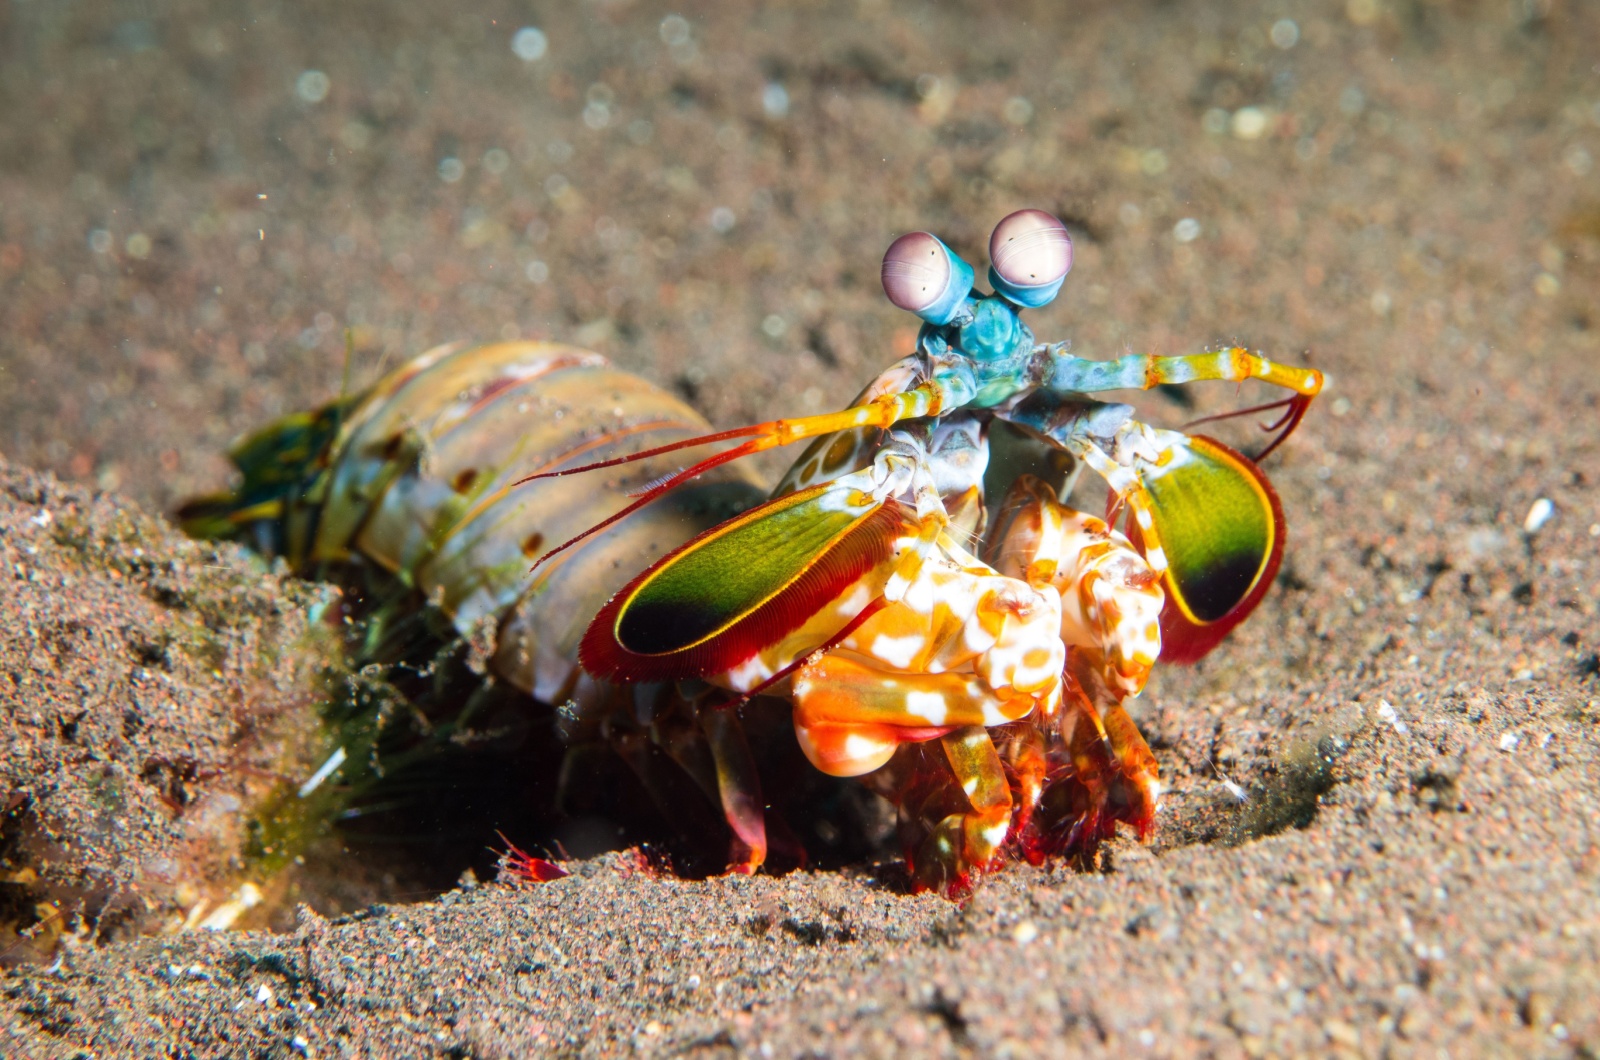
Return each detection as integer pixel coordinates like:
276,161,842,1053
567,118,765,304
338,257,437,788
183,209,1320,894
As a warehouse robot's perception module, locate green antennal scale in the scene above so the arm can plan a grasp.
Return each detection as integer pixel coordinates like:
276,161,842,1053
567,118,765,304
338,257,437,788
582,482,913,683
1138,434,1285,663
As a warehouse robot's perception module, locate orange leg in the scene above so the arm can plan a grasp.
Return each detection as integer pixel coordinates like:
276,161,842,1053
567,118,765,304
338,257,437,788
996,722,1049,846
1099,699,1161,839
914,727,1013,895
1053,662,1161,851
700,708,769,874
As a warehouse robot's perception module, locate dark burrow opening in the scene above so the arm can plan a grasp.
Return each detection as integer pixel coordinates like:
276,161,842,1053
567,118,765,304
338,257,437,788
296,571,903,907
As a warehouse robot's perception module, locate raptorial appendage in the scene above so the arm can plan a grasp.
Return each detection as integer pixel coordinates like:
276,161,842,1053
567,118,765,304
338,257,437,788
579,430,1066,888
788,530,1066,890
980,475,1165,863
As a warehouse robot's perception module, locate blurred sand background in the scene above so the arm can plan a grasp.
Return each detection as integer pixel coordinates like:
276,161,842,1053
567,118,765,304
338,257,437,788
2,0,1598,1055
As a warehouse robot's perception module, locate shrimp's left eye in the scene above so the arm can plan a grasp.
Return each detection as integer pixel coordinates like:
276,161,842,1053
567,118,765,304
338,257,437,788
988,209,1072,308
881,231,975,325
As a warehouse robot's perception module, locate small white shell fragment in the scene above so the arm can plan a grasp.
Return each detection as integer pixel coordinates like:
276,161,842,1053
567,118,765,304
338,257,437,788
1498,731,1520,752
298,745,348,797
1209,757,1248,802
1523,497,1555,534
1012,920,1039,945
1376,699,1410,735
198,882,263,931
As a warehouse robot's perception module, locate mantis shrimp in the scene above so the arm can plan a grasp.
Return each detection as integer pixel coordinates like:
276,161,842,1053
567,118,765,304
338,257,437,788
182,209,1320,894
536,208,1320,890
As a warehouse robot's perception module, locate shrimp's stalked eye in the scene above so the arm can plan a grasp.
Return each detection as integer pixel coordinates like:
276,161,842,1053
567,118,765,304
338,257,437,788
881,231,975,325
988,209,1073,308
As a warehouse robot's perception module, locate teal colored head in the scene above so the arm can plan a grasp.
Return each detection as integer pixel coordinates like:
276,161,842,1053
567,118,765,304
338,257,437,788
880,210,1071,363
957,295,1033,362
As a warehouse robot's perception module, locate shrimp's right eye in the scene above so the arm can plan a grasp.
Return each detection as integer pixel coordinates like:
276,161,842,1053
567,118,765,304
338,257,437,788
987,209,1073,308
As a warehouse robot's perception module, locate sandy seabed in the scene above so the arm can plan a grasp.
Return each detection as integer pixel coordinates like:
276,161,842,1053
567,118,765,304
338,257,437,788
2,0,1598,1055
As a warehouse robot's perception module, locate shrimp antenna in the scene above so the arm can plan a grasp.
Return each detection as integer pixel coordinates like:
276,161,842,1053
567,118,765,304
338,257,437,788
1180,392,1314,461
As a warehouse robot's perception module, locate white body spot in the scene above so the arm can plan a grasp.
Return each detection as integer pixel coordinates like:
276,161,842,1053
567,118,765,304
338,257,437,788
906,690,949,725
871,633,925,669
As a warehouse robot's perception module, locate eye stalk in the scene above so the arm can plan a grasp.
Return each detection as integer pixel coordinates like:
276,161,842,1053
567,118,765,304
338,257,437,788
987,209,1073,308
881,231,975,326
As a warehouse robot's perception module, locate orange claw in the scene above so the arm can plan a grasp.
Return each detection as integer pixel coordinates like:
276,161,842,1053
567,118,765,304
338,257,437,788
1016,667,1162,864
